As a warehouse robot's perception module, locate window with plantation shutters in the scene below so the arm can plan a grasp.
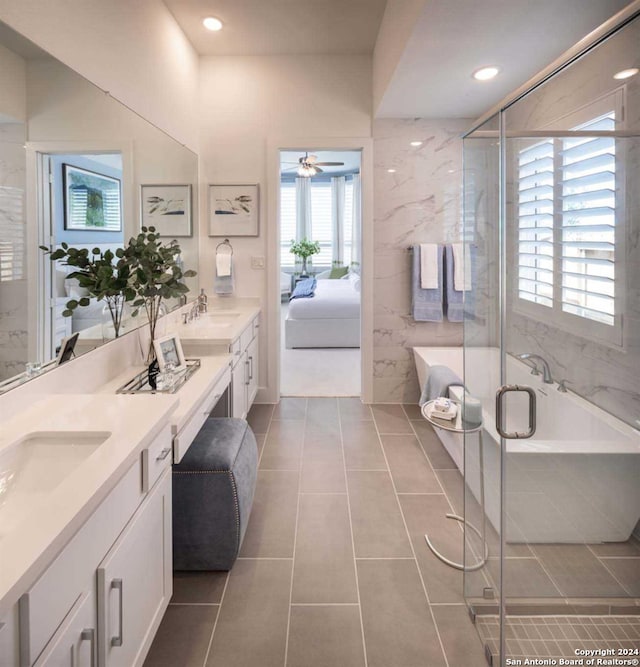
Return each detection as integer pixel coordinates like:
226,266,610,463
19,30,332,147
0,185,25,282
280,181,296,267
310,181,332,267
343,179,354,265
516,93,622,345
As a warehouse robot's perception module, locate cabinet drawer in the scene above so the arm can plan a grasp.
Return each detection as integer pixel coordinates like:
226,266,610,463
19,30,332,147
20,460,143,666
173,367,230,463
142,426,172,493
229,338,241,365
239,325,254,356
34,590,95,667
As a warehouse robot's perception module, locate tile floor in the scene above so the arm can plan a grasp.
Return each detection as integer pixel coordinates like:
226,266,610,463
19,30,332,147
144,399,639,667
144,399,488,667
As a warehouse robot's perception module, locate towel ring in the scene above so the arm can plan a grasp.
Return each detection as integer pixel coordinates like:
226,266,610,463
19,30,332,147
216,238,233,256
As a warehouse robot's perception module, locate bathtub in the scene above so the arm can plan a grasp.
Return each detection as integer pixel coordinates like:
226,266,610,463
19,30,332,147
413,346,640,544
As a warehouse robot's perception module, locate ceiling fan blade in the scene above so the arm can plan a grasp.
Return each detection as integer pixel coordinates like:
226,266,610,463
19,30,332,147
282,166,299,171
314,162,345,166
282,161,301,165
314,166,324,173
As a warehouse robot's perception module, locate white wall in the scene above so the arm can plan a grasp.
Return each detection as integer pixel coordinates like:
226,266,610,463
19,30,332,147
198,54,372,401
372,0,426,116
0,0,199,151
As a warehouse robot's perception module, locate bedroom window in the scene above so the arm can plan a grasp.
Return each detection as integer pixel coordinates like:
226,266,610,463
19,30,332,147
515,94,622,345
343,178,354,265
280,181,297,267
310,181,333,267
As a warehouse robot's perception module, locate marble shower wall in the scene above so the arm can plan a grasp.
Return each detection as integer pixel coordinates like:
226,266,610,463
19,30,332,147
373,118,471,403
0,122,27,381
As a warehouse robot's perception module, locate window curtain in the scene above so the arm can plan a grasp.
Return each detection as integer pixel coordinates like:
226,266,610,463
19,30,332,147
331,176,345,265
351,174,362,266
295,177,312,240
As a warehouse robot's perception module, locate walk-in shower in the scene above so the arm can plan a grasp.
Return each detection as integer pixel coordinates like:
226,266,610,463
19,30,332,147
462,5,640,665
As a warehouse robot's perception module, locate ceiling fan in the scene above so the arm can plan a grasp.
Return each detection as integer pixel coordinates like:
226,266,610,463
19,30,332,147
282,152,345,177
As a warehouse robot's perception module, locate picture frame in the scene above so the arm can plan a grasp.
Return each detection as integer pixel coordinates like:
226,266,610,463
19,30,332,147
153,333,187,372
63,164,122,232
209,184,259,237
141,184,192,237
56,332,80,366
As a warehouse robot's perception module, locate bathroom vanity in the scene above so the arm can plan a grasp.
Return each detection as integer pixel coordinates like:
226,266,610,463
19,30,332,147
0,303,261,666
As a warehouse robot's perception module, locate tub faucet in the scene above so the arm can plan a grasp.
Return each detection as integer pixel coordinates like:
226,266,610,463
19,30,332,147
516,353,554,384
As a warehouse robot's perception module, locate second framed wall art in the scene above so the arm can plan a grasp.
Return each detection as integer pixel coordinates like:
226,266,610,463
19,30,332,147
209,184,259,237
141,184,192,237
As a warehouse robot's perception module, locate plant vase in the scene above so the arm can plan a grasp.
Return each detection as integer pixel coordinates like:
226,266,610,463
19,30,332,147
101,294,129,342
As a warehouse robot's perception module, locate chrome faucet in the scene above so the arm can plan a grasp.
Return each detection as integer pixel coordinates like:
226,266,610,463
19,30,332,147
516,353,554,384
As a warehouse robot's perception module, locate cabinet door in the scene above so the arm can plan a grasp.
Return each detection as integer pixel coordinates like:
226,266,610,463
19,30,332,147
97,470,171,667
231,354,248,419
247,335,259,408
35,591,96,667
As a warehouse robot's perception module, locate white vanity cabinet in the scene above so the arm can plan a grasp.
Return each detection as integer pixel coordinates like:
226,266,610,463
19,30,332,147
230,315,259,419
97,469,171,667
17,427,173,667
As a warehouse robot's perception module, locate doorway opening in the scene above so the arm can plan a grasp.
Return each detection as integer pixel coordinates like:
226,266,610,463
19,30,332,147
37,151,124,362
278,149,362,396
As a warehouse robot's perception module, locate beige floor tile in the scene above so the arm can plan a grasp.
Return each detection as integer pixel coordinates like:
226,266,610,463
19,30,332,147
144,604,218,667
432,604,488,667
589,540,640,557
339,397,372,421
358,559,446,667
371,404,413,433
599,558,640,596
247,403,274,434
206,559,292,667
171,571,228,604
272,397,306,420
292,494,357,603
402,403,423,420
381,434,443,493
240,470,299,558
399,493,467,603
342,421,387,470
489,557,563,598
531,544,628,597
306,396,339,424
411,419,457,469
259,420,303,470
286,605,365,667
347,470,413,557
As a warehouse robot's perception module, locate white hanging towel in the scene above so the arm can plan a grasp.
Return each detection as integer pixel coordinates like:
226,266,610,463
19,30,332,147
452,243,472,292
420,243,439,289
216,252,232,277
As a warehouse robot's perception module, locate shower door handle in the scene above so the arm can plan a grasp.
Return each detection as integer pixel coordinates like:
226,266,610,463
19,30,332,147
495,385,536,439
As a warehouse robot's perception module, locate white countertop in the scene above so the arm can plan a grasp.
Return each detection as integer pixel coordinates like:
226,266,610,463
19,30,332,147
98,354,232,435
0,393,178,618
178,303,260,346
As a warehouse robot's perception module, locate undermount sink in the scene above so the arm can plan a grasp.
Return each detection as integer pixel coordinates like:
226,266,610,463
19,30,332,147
0,431,110,534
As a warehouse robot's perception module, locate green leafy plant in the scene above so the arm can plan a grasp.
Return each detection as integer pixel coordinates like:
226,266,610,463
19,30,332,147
124,226,196,361
40,243,134,337
289,238,320,276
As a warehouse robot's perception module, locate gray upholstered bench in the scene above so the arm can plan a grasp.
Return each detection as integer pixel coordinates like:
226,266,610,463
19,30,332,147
172,418,258,570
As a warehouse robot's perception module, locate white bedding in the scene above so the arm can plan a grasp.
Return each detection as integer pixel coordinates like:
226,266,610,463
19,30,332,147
288,279,360,320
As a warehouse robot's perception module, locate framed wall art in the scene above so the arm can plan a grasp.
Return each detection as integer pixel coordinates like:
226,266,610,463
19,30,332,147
63,164,122,231
209,184,259,237
141,184,192,237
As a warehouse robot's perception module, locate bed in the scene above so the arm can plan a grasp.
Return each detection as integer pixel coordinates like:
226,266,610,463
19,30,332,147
285,277,360,348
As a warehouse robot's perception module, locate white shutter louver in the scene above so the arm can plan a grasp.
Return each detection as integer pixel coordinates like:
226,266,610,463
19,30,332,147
280,182,297,267
310,182,332,267
0,186,25,282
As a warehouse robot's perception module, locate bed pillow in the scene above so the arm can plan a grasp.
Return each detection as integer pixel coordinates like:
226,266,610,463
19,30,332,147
329,265,349,279
290,277,317,300
64,277,91,299
348,272,361,293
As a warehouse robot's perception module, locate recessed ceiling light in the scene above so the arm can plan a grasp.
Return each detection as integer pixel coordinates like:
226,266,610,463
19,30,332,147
410,141,423,147
203,16,223,31
473,66,499,81
387,168,396,173
613,68,638,80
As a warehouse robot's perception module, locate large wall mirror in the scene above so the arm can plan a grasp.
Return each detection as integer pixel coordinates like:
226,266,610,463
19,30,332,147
0,21,199,391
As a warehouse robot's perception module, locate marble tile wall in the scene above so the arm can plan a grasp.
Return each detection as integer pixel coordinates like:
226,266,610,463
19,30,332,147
0,122,28,381
373,118,471,403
